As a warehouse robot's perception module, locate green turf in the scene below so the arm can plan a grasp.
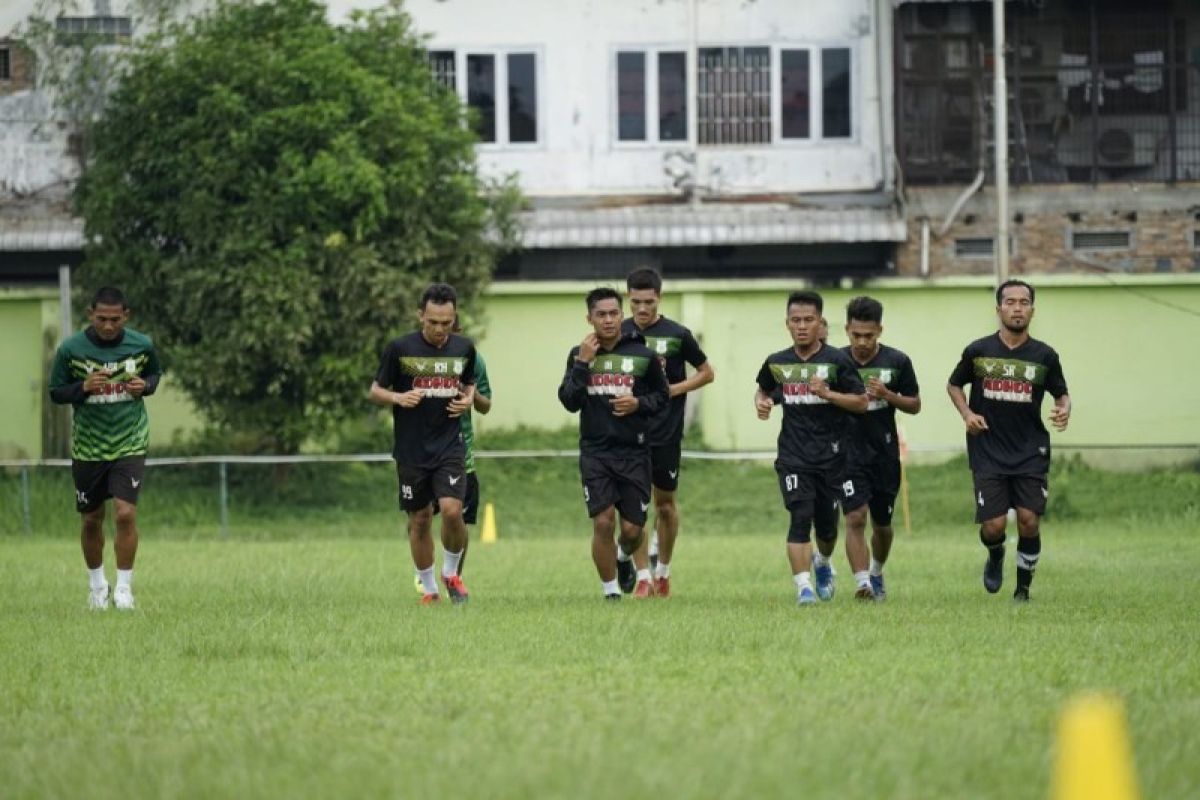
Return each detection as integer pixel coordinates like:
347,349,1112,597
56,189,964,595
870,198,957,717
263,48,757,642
2,511,1198,798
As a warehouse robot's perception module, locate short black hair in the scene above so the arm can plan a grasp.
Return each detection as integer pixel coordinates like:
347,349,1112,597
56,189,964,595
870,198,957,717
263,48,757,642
996,279,1035,305
846,295,883,324
420,282,457,309
90,287,127,309
586,287,621,312
626,268,663,294
787,290,823,314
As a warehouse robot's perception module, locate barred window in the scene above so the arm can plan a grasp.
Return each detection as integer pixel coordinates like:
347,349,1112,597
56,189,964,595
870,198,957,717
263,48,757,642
55,16,132,44
428,50,456,92
616,51,646,141
698,46,771,145
466,54,496,143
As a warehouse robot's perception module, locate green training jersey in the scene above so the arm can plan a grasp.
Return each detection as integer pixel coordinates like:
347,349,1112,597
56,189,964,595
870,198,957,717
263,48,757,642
49,327,163,461
461,351,493,473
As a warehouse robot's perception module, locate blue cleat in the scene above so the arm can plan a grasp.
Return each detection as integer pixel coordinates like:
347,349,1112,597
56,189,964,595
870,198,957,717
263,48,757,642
797,586,818,606
983,546,1005,594
869,573,886,601
814,563,835,602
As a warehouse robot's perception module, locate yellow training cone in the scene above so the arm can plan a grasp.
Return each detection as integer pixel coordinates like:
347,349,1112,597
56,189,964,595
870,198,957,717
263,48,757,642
1051,694,1140,800
480,502,498,544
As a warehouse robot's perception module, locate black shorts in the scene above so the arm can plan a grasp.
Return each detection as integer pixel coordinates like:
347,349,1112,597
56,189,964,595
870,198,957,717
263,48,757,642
649,442,682,492
973,473,1048,523
580,453,652,526
72,456,146,513
430,471,481,524
396,457,467,513
775,465,845,540
842,458,902,525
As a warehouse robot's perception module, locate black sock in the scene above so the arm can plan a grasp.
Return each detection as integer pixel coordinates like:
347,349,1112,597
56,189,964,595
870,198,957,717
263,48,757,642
979,528,1005,558
1016,534,1041,590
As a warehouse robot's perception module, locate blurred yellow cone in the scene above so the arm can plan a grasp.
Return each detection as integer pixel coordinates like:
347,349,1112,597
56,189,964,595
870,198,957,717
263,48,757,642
1051,694,1140,800
480,502,498,544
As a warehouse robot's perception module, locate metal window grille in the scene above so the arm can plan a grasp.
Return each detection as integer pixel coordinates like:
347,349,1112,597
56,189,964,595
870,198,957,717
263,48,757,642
698,46,771,145
55,16,132,42
954,237,995,258
428,50,456,92
0,48,10,81
1193,230,1200,250
1072,230,1131,251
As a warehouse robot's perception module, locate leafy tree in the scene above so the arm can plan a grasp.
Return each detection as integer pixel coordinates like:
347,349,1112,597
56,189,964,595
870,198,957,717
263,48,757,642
77,0,520,453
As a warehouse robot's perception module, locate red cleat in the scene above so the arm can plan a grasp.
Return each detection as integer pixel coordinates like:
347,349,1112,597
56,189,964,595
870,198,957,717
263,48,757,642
443,574,470,604
633,578,656,598
654,576,670,598
420,593,440,605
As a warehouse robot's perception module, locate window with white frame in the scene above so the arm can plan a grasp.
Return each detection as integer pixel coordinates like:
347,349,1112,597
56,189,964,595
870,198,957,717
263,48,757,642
426,49,540,146
614,44,854,146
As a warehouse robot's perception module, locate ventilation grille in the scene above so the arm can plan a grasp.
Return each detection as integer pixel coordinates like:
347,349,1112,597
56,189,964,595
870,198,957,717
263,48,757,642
1072,230,1131,251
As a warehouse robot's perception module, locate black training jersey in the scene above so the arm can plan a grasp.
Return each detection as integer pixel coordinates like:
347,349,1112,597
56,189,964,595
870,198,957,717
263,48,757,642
375,331,477,468
948,333,1068,476
620,315,708,446
756,343,866,470
558,332,670,459
842,344,920,467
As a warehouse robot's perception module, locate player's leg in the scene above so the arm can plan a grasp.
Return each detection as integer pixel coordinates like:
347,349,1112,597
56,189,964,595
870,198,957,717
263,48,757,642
867,460,901,600
812,477,843,601
973,474,1011,594
778,466,818,605
837,471,873,599
109,456,145,610
430,459,469,603
399,463,439,602
647,444,680,592
457,471,479,576
73,460,110,609
581,456,623,599
1011,475,1048,601
615,458,654,597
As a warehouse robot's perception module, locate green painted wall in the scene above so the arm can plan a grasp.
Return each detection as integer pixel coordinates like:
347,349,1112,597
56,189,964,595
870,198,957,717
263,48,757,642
5,277,1198,457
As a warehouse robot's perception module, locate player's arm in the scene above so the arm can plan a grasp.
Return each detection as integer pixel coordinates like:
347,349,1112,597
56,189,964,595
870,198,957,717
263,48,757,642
754,362,776,420
947,346,987,434
871,372,921,414
627,353,669,417
368,343,421,408
448,346,478,418
558,346,591,412
1044,350,1070,432
1048,392,1071,432
48,350,101,404
670,360,715,398
127,345,163,399
811,359,867,413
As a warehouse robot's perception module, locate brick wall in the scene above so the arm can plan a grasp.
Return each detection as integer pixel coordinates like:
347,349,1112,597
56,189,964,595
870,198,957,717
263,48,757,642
0,39,35,95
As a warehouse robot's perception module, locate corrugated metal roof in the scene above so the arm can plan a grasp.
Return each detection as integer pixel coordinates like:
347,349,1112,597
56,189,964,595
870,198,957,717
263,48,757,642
519,203,906,249
0,215,84,251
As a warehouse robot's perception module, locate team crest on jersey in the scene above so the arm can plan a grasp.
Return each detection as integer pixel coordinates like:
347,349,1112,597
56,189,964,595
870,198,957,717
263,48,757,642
656,339,668,354
453,360,464,375
880,369,892,383
622,358,634,373
816,365,829,380
800,367,809,380
1024,365,1037,380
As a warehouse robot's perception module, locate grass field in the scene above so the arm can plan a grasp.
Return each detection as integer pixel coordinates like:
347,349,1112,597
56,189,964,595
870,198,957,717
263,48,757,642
2,456,1199,799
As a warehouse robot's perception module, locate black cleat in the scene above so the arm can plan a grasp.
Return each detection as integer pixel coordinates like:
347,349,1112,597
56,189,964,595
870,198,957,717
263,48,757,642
616,557,637,594
604,593,622,602
1013,587,1030,603
983,546,1005,594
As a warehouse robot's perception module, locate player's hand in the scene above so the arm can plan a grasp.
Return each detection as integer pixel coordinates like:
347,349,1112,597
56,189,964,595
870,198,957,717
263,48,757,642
809,376,830,399
447,391,473,418
393,389,423,408
610,394,639,417
578,333,600,363
126,376,147,398
1048,403,1071,432
963,411,989,435
867,376,890,401
82,370,111,394
755,394,774,420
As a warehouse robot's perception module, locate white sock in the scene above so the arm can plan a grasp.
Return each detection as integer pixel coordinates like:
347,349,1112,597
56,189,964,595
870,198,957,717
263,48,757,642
870,557,884,577
602,579,620,596
854,570,871,589
636,568,651,583
116,569,133,589
88,567,107,590
654,562,671,579
793,571,812,591
813,551,829,568
616,546,632,563
417,567,438,595
441,549,463,578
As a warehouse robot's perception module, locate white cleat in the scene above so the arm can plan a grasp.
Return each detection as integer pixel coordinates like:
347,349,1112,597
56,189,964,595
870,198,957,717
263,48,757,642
113,585,135,611
88,584,111,611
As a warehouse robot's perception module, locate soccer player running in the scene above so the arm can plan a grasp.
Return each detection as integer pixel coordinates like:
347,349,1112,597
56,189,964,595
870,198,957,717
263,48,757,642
755,291,868,606
840,296,921,600
559,288,669,600
947,280,1070,601
371,283,477,605
49,287,163,611
622,268,715,597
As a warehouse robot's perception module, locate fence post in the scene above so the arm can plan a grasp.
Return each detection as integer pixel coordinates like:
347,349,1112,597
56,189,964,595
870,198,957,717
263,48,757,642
218,461,229,538
20,466,32,535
